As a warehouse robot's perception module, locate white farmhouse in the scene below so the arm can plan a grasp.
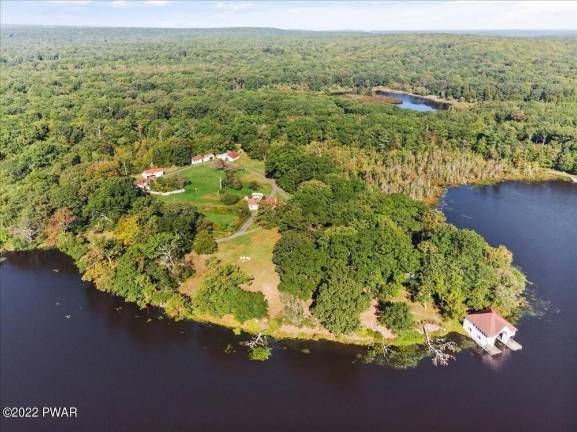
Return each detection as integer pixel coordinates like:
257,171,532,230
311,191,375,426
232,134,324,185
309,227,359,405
216,151,240,162
142,168,165,179
463,309,522,355
247,198,259,211
251,192,264,201
191,155,203,165
202,153,215,162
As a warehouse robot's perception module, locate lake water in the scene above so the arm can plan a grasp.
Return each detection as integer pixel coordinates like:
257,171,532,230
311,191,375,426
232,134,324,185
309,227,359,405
1,181,576,431
376,90,448,111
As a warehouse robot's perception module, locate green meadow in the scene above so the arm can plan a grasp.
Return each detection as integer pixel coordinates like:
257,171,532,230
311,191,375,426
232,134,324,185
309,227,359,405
159,162,271,234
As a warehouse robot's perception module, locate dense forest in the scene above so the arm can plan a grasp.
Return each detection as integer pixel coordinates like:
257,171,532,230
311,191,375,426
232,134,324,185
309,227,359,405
264,173,525,334
1,27,575,342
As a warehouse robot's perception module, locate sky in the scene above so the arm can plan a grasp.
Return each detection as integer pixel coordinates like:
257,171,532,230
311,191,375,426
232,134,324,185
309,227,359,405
1,1,576,31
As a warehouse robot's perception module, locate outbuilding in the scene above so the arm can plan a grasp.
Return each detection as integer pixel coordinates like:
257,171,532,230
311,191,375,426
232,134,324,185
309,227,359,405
265,196,277,208
251,192,264,201
247,198,259,211
463,309,522,355
216,151,240,162
134,178,149,190
202,153,215,162
142,168,165,179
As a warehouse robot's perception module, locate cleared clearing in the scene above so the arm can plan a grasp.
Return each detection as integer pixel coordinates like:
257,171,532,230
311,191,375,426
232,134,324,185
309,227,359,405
158,162,271,234
181,228,283,317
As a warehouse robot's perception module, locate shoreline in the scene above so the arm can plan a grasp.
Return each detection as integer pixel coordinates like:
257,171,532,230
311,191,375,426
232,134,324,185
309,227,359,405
3,174,571,349
185,308,464,348
372,86,459,107
422,168,570,206
342,93,403,105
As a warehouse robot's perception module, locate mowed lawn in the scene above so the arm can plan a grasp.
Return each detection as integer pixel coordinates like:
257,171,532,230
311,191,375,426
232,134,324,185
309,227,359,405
158,163,271,234
238,153,266,174
161,164,271,206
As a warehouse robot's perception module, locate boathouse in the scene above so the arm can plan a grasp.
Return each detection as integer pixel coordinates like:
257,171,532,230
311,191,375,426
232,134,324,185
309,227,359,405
462,309,522,355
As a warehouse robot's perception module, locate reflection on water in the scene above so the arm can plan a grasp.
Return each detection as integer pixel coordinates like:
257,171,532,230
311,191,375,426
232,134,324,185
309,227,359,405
376,91,449,111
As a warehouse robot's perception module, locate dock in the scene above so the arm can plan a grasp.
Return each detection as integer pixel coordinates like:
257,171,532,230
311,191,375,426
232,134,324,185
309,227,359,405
501,338,522,351
479,343,502,356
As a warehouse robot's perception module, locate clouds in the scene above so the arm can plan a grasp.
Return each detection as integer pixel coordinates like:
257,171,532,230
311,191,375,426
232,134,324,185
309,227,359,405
2,1,576,30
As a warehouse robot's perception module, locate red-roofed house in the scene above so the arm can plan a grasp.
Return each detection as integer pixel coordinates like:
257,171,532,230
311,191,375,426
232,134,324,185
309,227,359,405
134,178,149,190
192,153,215,165
216,151,240,162
247,198,259,211
265,196,277,208
142,168,165,179
463,309,521,354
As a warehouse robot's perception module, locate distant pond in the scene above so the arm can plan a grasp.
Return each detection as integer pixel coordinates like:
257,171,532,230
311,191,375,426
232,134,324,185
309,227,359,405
1,181,576,431
376,90,449,111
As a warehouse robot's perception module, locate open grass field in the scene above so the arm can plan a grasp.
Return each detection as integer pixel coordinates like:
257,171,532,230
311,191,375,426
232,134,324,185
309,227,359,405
203,211,238,226
160,163,272,204
238,154,266,174
181,228,283,318
214,228,283,317
393,290,444,325
157,162,272,233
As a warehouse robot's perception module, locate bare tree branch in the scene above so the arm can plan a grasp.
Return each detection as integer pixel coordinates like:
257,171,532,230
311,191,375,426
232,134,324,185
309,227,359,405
423,324,457,367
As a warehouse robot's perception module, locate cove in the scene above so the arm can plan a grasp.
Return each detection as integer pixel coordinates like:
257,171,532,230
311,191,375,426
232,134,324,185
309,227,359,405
1,181,576,432
376,90,449,111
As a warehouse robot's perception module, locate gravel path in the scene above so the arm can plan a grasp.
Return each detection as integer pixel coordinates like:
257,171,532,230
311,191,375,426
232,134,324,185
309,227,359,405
216,161,286,243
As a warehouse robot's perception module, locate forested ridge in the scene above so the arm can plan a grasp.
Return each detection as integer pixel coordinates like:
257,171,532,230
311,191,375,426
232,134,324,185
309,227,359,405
1,27,575,342
3,27,577,101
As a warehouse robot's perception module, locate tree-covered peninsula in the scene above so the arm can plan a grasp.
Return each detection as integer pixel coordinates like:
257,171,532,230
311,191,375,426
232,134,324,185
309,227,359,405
1,27,575,345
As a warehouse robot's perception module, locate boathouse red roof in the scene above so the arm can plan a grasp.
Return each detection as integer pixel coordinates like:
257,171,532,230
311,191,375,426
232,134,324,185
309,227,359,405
227,151,240,159
465,309,517,337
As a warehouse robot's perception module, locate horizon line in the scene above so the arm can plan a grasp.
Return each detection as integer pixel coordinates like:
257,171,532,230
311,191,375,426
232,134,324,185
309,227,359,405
2,24,576,33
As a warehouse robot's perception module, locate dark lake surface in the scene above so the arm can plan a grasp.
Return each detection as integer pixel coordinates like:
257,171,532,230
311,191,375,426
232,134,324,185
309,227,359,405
1,181,576,432
376,90,449,111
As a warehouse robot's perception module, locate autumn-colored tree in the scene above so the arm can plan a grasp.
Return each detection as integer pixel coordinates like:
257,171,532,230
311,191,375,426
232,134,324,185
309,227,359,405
114,215,140,246
45,208,76,246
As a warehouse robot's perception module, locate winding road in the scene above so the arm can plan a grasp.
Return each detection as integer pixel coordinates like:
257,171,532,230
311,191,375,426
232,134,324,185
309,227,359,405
216,161,287,243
